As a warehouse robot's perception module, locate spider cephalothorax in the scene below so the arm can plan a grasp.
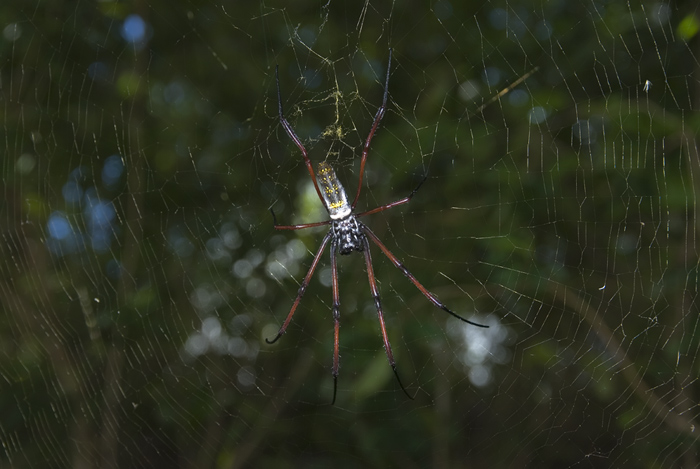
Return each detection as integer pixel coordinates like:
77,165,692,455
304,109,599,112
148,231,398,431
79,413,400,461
268,49,487,404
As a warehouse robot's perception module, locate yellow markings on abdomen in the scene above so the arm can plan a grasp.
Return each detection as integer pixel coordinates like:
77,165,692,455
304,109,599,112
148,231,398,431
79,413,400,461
317,162,351,219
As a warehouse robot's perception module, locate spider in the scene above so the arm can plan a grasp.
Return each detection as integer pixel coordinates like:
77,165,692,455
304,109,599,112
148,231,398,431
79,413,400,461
268,50,487,404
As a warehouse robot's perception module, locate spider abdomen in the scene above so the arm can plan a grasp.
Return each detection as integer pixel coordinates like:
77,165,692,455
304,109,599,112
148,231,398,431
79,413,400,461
318,162,352,220
332,216,365,255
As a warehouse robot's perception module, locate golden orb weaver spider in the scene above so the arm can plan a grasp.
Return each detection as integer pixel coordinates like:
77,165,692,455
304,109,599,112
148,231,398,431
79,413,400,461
269,50,487,404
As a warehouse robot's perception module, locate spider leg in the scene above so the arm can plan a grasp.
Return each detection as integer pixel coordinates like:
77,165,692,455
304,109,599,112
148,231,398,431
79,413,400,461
265,232,333,344
275,65,327,208
356,175,427,218
351,49,393,210
270,208,331,230
363,226,488,328
330,242,341,405
362,236,415,401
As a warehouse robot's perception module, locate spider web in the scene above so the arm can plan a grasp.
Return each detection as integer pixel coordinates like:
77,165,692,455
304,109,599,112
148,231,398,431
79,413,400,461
2,0,699,467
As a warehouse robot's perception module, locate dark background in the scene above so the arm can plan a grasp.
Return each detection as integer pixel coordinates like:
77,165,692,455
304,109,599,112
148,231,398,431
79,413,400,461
2,0,699,467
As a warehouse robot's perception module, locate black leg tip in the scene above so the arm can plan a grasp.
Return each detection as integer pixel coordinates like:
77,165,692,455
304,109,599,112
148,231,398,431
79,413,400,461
392,365,415,400
466,319,489,328
269,208,279,226
330,376,338,406
265,334,282,345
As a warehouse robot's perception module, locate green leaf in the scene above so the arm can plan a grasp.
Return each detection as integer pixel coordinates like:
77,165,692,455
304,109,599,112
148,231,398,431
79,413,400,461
677,14,699,41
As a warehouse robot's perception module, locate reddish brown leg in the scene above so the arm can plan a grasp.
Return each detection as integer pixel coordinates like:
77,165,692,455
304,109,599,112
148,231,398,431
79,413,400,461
276,65,327,208
351,49,393,209
355,175,426,218
265,232,333,344
363,226,488,328
270,208,330,230
362,237,414,400
330,242,341,405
